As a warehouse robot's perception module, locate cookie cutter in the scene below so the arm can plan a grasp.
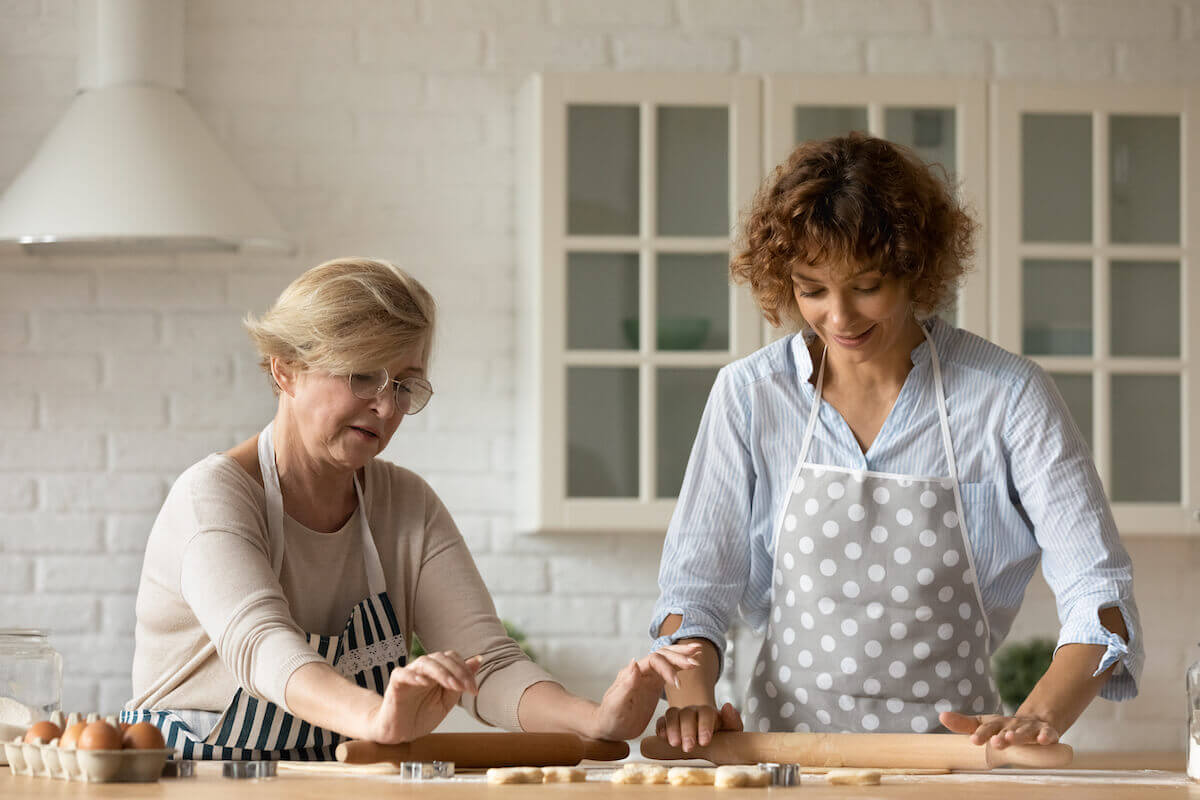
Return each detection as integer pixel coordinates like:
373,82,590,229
396,761,454,780
162,760,196,778
222,761,277,779
397,761,455,780
758,762,801,787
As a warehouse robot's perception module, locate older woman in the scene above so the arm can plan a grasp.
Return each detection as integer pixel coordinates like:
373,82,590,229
650,134,1142,752
124,257,698,760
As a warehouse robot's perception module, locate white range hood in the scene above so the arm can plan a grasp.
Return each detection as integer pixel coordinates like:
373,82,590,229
0,0,290,253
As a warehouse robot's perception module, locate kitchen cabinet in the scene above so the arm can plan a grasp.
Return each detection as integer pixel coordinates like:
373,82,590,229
518,73,1198,537
516,73,762,533
991,84,1200,534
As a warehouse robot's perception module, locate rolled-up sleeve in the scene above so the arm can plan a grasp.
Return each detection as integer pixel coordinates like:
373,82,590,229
650,367,756,673
1003,365,1143,700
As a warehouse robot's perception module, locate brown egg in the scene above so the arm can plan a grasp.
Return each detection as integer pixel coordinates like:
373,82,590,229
59,721,88,749
23,720,62,744
121,721,165,750
77,720,123,751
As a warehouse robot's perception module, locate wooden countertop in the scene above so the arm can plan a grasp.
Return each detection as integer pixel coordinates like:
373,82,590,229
3,753,1194,798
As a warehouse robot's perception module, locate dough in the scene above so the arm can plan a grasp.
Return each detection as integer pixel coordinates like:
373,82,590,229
611,763,669,784
668,766,715,786
541,766,585,783
714,765,770,788
486,767,544,784
827,769,882,785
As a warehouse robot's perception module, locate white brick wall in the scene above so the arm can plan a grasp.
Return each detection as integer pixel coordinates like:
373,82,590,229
1,0,1196,752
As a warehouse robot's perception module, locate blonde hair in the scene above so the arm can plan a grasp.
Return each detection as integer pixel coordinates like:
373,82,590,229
244,257,436,392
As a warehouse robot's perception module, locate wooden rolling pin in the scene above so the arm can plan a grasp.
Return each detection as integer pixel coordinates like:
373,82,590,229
641,732,1073,770
337,733,629,768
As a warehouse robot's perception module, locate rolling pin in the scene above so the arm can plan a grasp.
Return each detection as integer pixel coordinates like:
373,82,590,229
641,732,1073,770
337,733,629,768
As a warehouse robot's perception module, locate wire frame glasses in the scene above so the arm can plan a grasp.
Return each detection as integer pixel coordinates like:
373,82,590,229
346,369,433,415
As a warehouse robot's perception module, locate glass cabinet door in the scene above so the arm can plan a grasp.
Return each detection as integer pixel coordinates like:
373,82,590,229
518,73,761,533
993,85,1199,533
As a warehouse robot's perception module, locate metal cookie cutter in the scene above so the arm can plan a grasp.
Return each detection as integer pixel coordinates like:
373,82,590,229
163,760,196,778
222,760,278,779
758,762,802,787
398,761,455,781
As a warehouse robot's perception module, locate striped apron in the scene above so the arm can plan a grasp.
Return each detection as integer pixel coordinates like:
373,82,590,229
122,422,407,760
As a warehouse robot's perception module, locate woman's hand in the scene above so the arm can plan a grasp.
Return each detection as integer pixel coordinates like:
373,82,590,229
364,651,482,744
587,643,703,741
940,710,1060,748
655,701,743,753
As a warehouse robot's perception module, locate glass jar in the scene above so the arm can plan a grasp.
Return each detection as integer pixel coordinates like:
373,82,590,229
1188,648,1200,781
0,630,62,730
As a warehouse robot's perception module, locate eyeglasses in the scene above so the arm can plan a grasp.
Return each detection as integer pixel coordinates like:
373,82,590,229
346,369,433,415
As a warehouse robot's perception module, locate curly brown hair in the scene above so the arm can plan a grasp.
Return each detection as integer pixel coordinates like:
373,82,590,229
730,132,976,330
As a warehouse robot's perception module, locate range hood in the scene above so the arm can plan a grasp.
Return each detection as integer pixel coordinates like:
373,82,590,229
0,0,290,253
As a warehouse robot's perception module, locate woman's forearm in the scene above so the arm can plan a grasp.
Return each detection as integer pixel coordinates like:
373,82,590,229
1015,606,1129,733
516,680,599,738
283,661,384,741
658,614,721,708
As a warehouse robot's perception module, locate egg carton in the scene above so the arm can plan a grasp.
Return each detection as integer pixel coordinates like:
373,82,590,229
4,712,172,783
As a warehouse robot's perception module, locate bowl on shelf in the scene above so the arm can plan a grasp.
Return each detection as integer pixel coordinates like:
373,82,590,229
622,317,712,350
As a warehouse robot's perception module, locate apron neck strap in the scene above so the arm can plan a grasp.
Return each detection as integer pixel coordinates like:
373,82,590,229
797,323,957,481
257,422,388,595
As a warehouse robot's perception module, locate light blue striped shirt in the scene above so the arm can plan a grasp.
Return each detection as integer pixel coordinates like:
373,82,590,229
651,317,1142,701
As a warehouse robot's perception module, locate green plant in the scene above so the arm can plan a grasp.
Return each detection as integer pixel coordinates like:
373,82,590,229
991,637,1056,711
408,620,537,664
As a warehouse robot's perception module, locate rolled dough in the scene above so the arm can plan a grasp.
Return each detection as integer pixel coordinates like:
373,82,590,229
611,763,669,784
714,765,770,788
828,769,882,785
486,767,544,784
668,766,715,786
541,766,585,783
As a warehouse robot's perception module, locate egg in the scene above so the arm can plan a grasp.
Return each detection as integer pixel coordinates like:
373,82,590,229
23,720,62,744
121,721,165,750
77,720,123,751
59,721,88,749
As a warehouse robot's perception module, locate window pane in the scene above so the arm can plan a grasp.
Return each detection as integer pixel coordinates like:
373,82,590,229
1022,259,1092,355
1022,113,1092,243
1110,260,1180,357
1110,115,1180,245
657,106,729,236
1049,373,1093,454
795,106,868,144
657,368,721,498
568,105,639,235
885,107,956,178
1111,375,1180,503
567,367,639,497
656,253,730,351
567,252,639,350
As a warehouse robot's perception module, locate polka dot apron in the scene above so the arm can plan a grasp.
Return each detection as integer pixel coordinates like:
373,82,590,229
743,326,1000,734
123,422,408,760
